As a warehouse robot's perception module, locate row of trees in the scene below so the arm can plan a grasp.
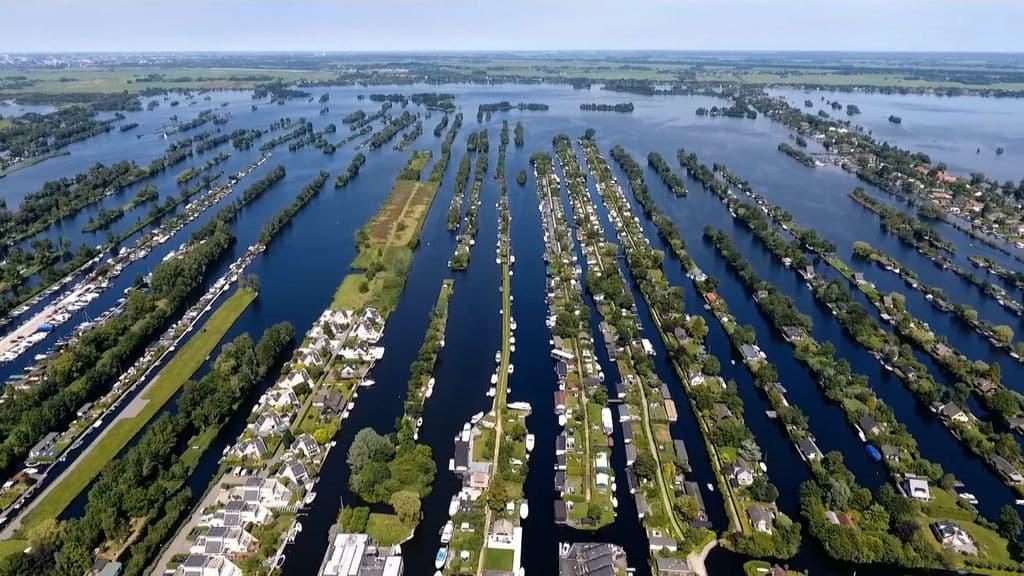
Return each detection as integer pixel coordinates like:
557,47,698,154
258,171,329,245
647,151,687,196
1,323,294,576
595,141,795,557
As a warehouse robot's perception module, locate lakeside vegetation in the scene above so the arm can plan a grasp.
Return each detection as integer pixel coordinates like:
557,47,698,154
0,165,285,481
335,150,440,315
346,280,451,544
16,287,258,535
0,322,294,576
604,142,798,559
678,147,1024,570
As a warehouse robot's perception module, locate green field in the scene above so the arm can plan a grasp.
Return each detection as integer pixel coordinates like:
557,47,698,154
366,513,412,546
1,67,338,96
15,288,256,535
482,547,514,571
698,69,1024,92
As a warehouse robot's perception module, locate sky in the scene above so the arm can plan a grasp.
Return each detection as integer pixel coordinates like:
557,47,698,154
3,0,1024,53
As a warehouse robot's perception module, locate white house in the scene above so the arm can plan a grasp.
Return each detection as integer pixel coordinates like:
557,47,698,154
280,458,310,486
229,438,268,461
291,434,322,459
190,525,257,556
175,555,242,576
250,413,287,437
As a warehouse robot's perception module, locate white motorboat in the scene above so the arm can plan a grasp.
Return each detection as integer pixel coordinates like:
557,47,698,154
471,412,484,425
448,495,460,517
441,520,454,544
435,547,448,569
519,500,529,519
525,433,535,453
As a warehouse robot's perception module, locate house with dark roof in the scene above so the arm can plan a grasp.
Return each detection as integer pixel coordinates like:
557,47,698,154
797,437,823,462
747,505,774,534
858,414,881,436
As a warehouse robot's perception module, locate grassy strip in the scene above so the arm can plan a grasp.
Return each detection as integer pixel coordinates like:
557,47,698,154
17,288,256,533
334,150,441,315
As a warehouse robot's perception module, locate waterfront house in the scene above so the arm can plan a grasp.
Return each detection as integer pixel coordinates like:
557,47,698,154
554,470,567,493
558,543,628,576
262,388,300,411
620,423,634,446
990,455,1024,484
1008,417,1024,434
230,438,268,461
208,501,271,527
190,525,257,556
673,440,689,470
712,403,734,422
725,458,754,486
250,413,287,437
314,390,346,414
617,405,632,423
655,556,690,576
280,458,309,486
880,444,901,462
281,369,311,390
290,434,321,459
298,349,324,368
635,494,650,518
797,437,823,462
555,361,569,381
454,440,470,472
555,433,567,455
934,402,969,423
554,500,568,524
931,521,978,556
28,431,59,461
624,445,638,466
469,471,490,491
175,555,242,576
974,378,998,395
901,476,932,501
740,344,763,363
780,326,805,343
858,415,881,437
231,477,293,509
648,535,677,553
489,518,515,546
747,505,774,534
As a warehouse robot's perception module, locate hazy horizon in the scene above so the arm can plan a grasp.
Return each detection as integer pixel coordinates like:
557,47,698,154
4,0,1023,53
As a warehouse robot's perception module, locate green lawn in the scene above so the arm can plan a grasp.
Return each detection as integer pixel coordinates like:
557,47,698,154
16,288,256,535
0,540,27,560
366,513,412,546
331,273,371,310
482,547,515,571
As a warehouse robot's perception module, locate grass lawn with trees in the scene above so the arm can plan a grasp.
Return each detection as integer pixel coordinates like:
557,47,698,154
366,513,412,547
15,287,256,534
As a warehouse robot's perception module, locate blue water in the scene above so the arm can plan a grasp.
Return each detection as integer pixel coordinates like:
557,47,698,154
5,83,1023,574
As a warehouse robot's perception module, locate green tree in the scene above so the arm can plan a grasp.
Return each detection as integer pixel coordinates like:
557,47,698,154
999,504,1023,542
633,452,657,480
347,428,393,472
390,490,422,525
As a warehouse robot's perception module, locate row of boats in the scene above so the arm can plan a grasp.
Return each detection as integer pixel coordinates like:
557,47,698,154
0,153,271,369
